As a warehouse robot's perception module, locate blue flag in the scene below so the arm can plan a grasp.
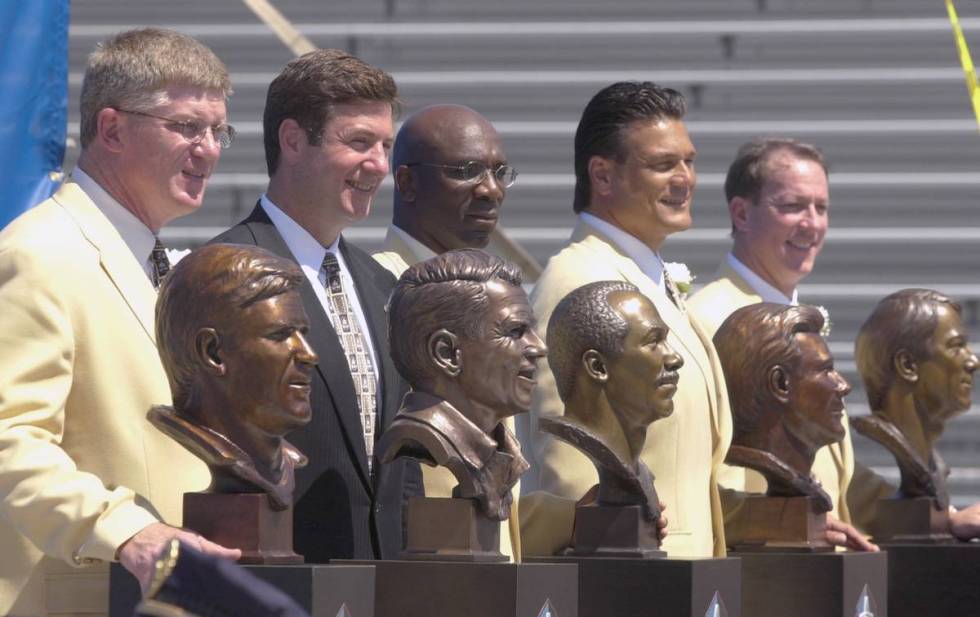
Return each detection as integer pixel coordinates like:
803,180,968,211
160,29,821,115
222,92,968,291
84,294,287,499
0,0,70,230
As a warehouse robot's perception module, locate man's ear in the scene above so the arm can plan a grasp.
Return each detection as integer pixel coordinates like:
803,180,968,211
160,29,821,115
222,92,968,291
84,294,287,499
96,108,125,154
195,328,226,376
394,165,416,202
277,118,307,167
894,349,918,383
729,196,752,233
767,365,791,404
429,329,461,377
582,349,609,384
588,156,615,198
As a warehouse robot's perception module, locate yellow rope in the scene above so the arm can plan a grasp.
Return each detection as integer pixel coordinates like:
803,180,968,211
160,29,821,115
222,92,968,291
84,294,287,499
946,0,980,132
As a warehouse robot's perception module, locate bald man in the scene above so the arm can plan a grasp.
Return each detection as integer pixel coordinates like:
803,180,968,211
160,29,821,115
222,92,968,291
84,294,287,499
372,104,522,559
373,104,517,276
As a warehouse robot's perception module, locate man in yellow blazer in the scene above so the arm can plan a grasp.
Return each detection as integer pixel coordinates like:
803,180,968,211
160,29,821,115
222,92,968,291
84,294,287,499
372,104,523,559
687,138,891,536
519,81,732,559
0,29,239,616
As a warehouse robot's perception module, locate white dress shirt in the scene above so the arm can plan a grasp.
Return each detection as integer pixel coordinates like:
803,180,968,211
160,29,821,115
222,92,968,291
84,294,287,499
580,212,667,293
72,167,158,284
725,252,798,305
259,195,381,393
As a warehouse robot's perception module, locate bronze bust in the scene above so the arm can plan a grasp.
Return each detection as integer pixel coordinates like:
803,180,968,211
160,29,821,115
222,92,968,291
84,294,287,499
714,303,849,513
151,243,317,511
543,280,681,556
853,289,978,513
379,249,544,522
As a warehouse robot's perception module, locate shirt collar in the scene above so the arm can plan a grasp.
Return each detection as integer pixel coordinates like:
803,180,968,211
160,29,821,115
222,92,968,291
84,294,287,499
72,166,157,268
260,194,340,268
580,212,665,289
726,252,798,305
391,225,438,263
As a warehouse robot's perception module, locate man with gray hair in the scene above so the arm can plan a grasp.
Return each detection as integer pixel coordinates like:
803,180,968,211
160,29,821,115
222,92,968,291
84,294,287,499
0,28,237,615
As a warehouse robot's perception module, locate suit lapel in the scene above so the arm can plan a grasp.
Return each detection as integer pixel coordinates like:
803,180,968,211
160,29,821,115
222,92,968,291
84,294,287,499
55,182,157,344
240,205,374,490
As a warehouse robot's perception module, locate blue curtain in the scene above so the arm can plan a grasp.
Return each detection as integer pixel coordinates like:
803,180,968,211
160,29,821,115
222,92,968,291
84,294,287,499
0,0,70,230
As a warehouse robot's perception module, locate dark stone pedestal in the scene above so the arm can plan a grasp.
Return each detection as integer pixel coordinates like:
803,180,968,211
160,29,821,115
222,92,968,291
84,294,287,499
402,496,506,561
530,556,740,617
884,542,980,617
733,551,887,617
184,492,302,564
345,560,577,617
109,562,375,617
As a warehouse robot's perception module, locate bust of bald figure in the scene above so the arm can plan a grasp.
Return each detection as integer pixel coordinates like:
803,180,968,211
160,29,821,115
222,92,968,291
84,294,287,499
379,249,544,557
149,244,316,512
543,280,682,557
715,303,849,511
852,289,978,541
390,104,510,254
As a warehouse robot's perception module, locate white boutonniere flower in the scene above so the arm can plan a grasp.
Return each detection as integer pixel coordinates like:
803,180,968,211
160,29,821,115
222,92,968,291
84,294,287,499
664,261,695,296
815,305,833,338
165,247,192,266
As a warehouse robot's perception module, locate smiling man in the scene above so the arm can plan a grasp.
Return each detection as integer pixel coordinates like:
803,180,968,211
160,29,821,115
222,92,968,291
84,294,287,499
518,81,733,559
211,49,422,562
373,104,514,277
0,28,238,616
688,138,830,336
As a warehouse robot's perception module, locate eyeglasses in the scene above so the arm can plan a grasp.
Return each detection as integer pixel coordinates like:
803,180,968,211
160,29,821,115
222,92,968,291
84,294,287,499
406,161,518,188
115,108,236,149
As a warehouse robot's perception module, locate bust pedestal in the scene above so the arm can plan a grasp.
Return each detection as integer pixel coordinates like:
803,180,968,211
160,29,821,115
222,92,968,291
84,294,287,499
183,492,302,564
866,496,953,544
402,496,507,562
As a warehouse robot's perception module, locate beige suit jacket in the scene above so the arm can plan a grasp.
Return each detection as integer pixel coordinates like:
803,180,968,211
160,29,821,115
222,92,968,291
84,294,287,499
371,224,518,560
688,261,865,524
520,219,732,558
0,183,209,616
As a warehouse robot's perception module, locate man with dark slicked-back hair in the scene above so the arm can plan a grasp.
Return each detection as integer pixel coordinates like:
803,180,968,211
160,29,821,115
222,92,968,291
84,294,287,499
518,81,732,559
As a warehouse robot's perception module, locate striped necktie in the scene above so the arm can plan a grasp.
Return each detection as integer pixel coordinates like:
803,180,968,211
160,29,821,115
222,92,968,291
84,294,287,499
150,238,171,289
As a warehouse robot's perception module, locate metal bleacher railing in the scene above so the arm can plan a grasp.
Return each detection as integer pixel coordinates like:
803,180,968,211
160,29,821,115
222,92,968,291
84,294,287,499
67,0,980,505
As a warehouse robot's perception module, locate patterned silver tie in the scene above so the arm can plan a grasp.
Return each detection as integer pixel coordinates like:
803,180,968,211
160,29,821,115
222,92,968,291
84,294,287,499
150,238,171,289
321,252,378,473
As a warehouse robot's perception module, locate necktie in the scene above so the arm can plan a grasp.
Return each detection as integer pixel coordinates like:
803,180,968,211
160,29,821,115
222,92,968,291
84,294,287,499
321,252,378,473
661,264,680,309
151,238,171,289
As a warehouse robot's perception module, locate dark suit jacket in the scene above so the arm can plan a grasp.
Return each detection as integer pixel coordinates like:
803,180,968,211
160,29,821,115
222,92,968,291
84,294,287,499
210,204,421,561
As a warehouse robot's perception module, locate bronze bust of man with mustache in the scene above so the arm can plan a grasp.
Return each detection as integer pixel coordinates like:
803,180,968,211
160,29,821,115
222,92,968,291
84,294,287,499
379,249,545,531
853,289,978,541
715,303,849,510
150,244,317,512
542,280,682,557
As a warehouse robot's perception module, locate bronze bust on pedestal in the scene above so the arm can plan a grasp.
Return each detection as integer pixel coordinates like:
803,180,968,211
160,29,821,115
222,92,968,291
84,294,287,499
378,249,544,560
714,303,850,551
543,280,681,557
151,243,317,563
853,288,978,543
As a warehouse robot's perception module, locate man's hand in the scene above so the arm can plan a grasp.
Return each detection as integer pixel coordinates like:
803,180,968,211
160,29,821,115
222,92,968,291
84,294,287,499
118,522,242,593
949,503,980,540
656,501,668,542
825,515,878,552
